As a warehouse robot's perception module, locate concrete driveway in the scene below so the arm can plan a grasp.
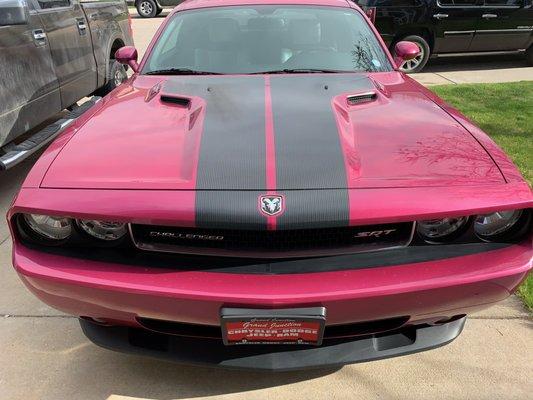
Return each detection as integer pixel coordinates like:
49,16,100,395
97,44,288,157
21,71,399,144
0,12,531,400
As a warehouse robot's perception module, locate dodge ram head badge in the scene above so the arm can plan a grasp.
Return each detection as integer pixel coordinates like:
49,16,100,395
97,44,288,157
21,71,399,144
259,195,284,217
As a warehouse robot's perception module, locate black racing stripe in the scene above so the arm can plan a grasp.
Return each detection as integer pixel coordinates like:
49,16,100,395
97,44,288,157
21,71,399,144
194,190,265,230
193,77,266,190
164,77,266,229
165,76,266,190
277,189,349,230
271,75,374,229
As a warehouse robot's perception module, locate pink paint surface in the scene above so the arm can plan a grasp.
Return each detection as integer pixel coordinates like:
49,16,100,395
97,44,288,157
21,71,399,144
7,0,533,334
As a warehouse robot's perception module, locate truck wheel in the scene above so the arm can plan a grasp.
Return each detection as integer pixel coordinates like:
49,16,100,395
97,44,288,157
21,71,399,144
394,35,431,73
137,0,157,18
526,45,533,66
95,60,127,96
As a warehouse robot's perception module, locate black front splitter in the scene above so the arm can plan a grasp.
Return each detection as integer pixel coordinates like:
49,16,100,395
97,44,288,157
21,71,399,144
80,317,465,371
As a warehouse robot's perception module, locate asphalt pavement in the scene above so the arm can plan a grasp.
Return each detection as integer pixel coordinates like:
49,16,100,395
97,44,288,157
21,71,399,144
0,12,531,400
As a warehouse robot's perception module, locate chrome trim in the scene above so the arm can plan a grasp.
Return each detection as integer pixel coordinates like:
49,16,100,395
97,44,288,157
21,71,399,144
431,50,525,58
436,1,520,9
0,97,101,170
476,28,533,33
32,30,47,40
0,120,73,170
128,222,417,259
444,31,475,35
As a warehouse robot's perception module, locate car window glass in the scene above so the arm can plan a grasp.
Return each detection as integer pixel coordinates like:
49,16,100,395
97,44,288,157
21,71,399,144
438,0,478,5
353,0,423,5
153,18,185,55
36,0,70,9
144,6,392,74
484,0,521,5
390,0,424,6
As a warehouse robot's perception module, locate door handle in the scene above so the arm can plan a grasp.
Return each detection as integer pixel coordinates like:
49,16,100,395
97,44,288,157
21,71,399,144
433,13,449,20
77,20,88,35
32,29,47,46
482,13,498,19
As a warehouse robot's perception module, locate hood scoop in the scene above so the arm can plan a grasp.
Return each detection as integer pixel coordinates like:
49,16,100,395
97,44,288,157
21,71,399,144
346,91,377,106
145,82,192,108
160,94,191,108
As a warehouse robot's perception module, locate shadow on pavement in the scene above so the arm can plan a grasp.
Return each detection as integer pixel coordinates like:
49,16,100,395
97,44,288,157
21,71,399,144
130,11,169,19
68,343,341,399
423,53,527,73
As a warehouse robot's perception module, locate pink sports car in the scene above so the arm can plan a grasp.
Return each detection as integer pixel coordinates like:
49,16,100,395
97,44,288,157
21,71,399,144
8,0,532,370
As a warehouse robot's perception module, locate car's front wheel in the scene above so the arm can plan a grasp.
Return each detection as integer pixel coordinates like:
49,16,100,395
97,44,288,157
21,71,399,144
526,45,533,66
394,35,431,73
137,0,157,18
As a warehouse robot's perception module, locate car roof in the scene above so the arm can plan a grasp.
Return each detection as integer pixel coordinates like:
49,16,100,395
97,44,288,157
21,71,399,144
174,0,356,13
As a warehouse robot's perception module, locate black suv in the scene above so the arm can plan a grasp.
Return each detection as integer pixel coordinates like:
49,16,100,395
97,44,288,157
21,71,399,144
356,0,533,72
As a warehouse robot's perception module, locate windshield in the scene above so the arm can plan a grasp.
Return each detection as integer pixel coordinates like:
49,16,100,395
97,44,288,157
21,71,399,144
143,6,392,74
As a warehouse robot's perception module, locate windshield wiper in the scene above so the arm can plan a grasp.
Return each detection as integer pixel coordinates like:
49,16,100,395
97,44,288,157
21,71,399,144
144,68,223,75
251,68,350,74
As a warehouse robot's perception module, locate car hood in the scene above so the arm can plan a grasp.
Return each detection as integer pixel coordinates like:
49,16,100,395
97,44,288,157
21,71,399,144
41,73,504,190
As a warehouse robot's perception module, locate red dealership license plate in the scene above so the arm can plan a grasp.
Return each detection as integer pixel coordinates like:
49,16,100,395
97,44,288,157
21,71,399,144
221,307,326,346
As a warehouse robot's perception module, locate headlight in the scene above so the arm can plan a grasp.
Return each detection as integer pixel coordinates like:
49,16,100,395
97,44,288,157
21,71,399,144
23,214,72,241
474,210,524,241
417,216,468,242
77,220,127,241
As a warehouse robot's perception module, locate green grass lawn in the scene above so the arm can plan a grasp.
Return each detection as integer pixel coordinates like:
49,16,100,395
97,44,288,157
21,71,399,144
431,81,532,310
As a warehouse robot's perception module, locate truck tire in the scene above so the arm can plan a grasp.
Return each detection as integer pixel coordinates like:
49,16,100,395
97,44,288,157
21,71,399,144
137,0,157,18
394,35,431,74
526,45,533,66
95,59,127,97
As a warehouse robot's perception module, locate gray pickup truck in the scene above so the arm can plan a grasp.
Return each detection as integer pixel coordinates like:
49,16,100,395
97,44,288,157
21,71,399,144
134,0,182,18
0,0,133,169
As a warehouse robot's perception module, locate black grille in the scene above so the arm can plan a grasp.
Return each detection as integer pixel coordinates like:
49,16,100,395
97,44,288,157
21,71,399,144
130,222,414,258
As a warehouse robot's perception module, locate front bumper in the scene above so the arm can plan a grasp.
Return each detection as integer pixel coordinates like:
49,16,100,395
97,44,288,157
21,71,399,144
15,241,531,327
80,316,466,371
12,237,531,369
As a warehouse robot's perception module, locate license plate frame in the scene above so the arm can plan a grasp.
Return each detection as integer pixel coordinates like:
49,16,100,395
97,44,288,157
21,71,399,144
220,307,326,346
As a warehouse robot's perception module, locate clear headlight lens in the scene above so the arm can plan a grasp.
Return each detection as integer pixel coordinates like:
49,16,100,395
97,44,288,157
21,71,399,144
417,216,468,242
23,214,72,240
474,210,523,239
77,220,127,241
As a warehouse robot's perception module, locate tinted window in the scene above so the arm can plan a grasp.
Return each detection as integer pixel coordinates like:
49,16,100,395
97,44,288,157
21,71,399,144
484,0,521,5
355,0,421,5
36,0,70,9
438,0,477,5
144,6,392,74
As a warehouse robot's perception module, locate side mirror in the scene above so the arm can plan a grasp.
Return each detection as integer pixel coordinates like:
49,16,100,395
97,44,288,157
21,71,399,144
0,0,28,26
393,41,420,69
115,46,139,73
365,7,377,24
